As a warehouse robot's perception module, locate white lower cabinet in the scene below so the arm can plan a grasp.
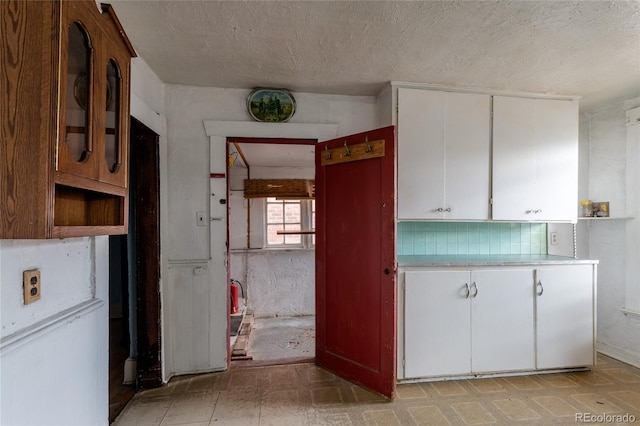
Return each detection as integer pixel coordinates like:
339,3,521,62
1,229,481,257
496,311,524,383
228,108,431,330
402,264,595,380
405,271,471,377
471,269,535,373
404,269,534,378
535,265,595,369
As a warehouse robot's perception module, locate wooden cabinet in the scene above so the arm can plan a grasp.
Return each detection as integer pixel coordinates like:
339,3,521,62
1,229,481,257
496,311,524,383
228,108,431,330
492,96,579,222
1,0,136,238
535,265,595,369
397,88,491,220
403,269,534,379
401,264,595,380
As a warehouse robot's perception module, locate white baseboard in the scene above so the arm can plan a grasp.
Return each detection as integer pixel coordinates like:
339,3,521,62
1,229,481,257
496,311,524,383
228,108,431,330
597,341,640,369
123,357,137,384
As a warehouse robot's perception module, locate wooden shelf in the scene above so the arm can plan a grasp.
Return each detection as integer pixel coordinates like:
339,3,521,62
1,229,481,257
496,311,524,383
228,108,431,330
244,179,314,198
276,230,315,235
578,217,634,221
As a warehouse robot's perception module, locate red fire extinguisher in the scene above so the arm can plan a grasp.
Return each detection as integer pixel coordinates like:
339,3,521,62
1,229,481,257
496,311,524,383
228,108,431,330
230,279,245,314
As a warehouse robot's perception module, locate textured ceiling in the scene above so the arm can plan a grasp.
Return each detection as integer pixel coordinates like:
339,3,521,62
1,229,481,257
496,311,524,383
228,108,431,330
109,0,640,112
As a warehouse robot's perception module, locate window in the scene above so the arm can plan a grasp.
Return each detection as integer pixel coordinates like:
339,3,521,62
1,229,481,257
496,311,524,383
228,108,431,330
265,197,315,247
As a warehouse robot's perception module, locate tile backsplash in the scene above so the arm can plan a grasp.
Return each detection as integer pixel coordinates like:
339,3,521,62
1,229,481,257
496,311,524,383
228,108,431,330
398,222,548,256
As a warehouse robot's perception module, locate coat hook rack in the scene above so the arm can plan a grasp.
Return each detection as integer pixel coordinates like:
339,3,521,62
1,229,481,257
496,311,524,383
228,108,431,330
320,138,386,166
324,145,332,160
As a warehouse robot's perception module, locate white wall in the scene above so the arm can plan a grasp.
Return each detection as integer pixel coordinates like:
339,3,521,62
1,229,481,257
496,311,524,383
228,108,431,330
0,237,109,425
230,250,315,318
578,96,640,368
163,85,379,375
0,58,166,426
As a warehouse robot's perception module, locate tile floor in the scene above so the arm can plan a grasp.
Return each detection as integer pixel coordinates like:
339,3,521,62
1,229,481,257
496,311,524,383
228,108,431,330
114,353,640,425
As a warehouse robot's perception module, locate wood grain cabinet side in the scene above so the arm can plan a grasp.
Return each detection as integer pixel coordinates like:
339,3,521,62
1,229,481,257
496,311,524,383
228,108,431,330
1,0,136,239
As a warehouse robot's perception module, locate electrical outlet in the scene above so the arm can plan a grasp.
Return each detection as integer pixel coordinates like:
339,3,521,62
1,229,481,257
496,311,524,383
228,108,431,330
550,232,558,245
23,269,41,305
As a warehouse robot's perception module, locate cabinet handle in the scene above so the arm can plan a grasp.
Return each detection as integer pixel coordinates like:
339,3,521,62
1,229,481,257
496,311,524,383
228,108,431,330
464,283,470,299
535,209,542,214
444,207,451,212
471,282,478,298
436,207,443,212
537,280,544,296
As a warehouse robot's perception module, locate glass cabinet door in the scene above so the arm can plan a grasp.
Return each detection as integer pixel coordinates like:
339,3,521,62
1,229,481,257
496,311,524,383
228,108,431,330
98,52,129,187
66,23,90,162
57,13,100,179
105,59,120,173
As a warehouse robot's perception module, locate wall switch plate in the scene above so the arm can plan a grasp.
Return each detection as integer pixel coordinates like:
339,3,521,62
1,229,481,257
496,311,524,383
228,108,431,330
23,269,41,305
193,267,208,276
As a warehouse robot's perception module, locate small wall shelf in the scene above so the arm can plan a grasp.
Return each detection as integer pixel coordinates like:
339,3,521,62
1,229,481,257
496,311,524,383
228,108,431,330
578,217,634,221
276,230,315,235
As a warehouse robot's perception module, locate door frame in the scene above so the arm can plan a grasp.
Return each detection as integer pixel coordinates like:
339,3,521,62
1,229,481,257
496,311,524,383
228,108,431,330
129,117,162,388
203,121,338,371
225,137,317,366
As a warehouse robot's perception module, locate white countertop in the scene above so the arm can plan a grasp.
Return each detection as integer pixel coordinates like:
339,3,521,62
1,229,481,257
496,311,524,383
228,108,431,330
398,255,598,267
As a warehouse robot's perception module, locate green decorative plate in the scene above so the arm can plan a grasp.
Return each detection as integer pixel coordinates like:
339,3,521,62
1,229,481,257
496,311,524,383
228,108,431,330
247,88,296,122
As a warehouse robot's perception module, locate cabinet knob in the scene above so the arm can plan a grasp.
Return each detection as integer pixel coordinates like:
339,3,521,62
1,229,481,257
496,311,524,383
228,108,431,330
383,268,391,275
464,283,470,299
537,280,544,296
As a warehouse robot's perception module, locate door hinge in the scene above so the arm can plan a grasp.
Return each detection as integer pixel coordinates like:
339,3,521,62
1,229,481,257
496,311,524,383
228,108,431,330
402,358,405,367
396,103,399,113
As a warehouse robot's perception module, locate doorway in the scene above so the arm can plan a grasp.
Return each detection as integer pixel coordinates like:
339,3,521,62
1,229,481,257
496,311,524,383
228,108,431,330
226,137,316,366
108,117,162,421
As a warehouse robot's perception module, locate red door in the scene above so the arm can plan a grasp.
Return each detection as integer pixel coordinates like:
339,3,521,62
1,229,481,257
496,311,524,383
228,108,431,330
315,126,397,399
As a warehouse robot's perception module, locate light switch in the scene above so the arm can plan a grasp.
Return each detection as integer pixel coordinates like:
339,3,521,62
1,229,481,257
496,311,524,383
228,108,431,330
193,267,208,276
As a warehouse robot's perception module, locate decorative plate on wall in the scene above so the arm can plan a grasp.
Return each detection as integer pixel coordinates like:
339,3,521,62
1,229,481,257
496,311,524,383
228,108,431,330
247,88,296,122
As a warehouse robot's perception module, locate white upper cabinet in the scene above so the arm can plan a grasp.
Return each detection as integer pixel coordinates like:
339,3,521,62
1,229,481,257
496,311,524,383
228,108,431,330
492,96,579,222
397,88,491,220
